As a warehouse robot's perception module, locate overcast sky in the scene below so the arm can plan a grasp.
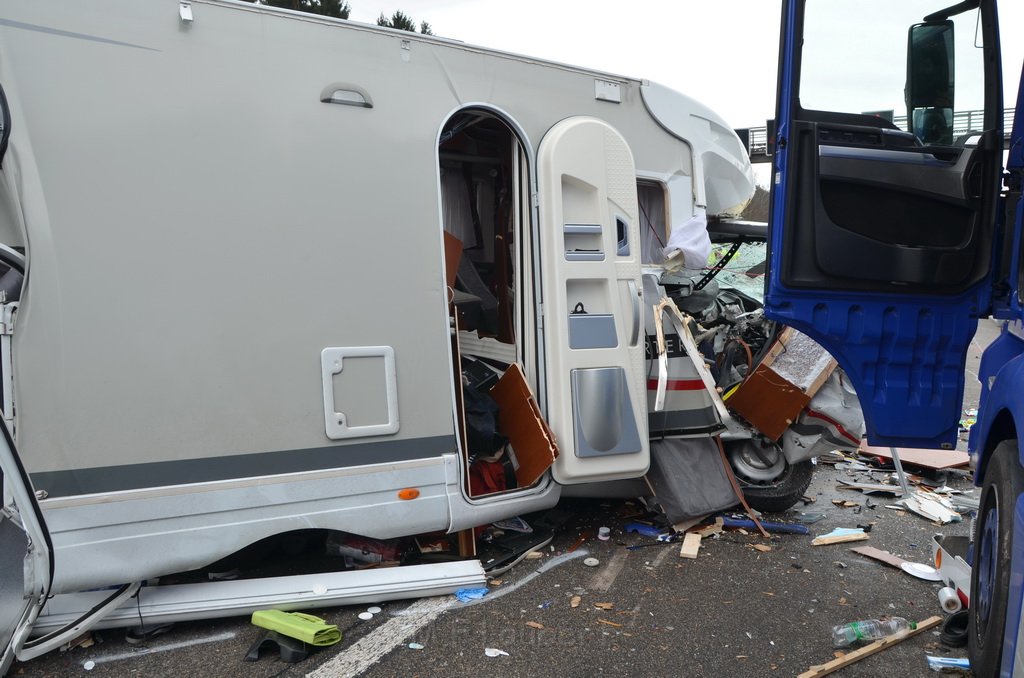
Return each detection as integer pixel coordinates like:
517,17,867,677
345,0,1024,131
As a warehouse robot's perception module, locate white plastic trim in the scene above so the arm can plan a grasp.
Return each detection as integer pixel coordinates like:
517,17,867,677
321,346,399,439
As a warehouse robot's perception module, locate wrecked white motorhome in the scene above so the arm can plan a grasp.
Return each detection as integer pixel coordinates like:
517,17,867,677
0,1,862,669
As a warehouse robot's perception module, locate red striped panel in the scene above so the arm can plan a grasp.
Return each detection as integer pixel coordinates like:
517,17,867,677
646,378,705,391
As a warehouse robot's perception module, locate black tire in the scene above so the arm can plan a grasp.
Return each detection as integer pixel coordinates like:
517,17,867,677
738,459,814,514
969,439,1023,676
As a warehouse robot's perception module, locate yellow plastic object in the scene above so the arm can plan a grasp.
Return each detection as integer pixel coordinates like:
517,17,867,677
250,610,342,646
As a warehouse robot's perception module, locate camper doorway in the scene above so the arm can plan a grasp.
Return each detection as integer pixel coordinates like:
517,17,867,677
439,109,556,501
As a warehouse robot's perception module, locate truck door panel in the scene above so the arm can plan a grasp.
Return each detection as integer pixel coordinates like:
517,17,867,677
765,0,1003,449
781,118,990,290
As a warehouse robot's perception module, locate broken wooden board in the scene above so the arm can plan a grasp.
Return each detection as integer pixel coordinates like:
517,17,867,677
850,545,908,569
693,517,725,538
490,364,559,488
726,363,811,441
764,328,837,395
797,616,942,678
812,528,869,546
672,515,709,534
726,327,835,441
859,442,969,471
679,532,702,559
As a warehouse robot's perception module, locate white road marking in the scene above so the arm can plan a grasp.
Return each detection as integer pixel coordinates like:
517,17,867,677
307,550,591,677
650,545,673,569
306,596,454,678
589,548,629,592
85,631,236,666
462,550,590,606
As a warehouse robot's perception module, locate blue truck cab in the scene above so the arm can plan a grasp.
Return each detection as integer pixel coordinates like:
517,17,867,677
768,0,1023,673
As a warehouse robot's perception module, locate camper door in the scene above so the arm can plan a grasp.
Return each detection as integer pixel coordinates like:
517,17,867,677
1,419,51,674
537,117,649,483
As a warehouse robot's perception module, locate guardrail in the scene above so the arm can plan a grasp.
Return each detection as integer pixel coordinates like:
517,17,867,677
745,108,1016,162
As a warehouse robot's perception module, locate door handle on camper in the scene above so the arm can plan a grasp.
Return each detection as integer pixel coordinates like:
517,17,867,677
627,279,640,346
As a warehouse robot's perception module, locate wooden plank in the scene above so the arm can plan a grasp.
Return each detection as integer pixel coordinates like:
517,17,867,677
859,441,969,470
672,515,708,534
812,532,870,546
850,546,908,569
803,359,838,399
490,364,559,487
768,329,836,394
678,533,702,559
457,528,477,558
797,616,942,678
759,326,794,369
693,517,725,538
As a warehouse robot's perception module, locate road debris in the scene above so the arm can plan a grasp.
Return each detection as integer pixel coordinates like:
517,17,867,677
925,655,970,672
679,533,702,559
849,545,908,569
693,517,725,537
899,492,962,524
900,562,942,581
722,516,809,535
812,528,869,546
938,587,962,613
798,616,942,677
454,587,490,603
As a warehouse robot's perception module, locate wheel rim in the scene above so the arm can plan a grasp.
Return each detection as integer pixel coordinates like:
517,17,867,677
977,496,999,632
728,441,786,485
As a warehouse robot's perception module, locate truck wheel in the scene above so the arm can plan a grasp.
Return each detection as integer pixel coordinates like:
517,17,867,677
727,440,814,513
969,439,1023,676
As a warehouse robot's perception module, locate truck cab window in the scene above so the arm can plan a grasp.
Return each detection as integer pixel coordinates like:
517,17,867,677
800,0,985,141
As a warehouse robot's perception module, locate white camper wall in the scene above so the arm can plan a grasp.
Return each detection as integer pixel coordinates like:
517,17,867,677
4,1,702,494
0,0,746,590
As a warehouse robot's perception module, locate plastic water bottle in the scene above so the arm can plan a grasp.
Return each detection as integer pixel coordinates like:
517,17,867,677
831,617,916,647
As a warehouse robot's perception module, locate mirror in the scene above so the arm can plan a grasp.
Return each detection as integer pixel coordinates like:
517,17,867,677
906,21,954,144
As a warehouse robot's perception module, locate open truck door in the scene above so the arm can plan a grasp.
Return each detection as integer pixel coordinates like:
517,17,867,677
0,419,51,675
537,117,649,483
765,0,1005,449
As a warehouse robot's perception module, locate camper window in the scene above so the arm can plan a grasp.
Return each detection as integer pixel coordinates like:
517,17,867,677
638,181,668,264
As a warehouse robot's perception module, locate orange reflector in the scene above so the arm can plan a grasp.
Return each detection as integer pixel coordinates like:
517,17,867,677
935,549,942,569
398,488,420,500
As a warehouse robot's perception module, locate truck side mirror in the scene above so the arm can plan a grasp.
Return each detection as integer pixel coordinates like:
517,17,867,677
906,21,955,144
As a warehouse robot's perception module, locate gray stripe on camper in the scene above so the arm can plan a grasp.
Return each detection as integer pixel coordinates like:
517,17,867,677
0,19,159,52
30,435,457,498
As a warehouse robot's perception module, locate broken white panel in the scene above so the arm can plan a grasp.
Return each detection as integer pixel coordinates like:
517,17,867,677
900,491,962,524
456,332,516,364
32,561,485,635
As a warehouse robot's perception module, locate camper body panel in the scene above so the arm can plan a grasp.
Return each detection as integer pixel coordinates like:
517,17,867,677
0,0,751,595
